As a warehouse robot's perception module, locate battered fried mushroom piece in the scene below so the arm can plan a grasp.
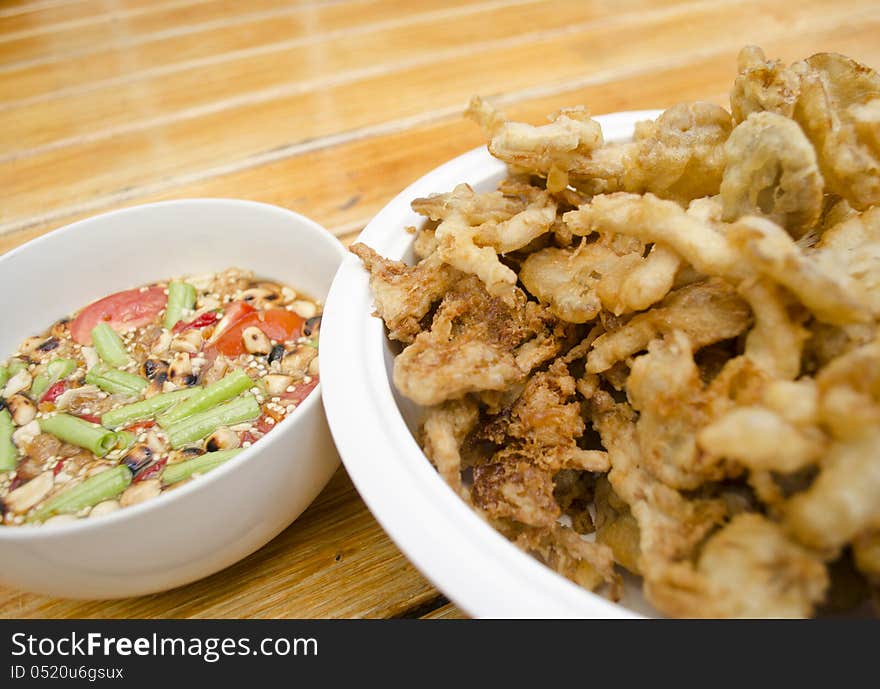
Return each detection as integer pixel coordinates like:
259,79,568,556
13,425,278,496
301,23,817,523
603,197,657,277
565,193,746,279
721,112,824,238
645,514,829,618
698,378,825,491
813,206,880,315
412,183,526,224
794,52,880,210
586,279,752,374
728,216,873,326
351,243,457,343
472,458,560,528
467,96,604,192
483,359,610,474
814,338,880,440
421,397,480,495
619,102,734,204
853,530,880,581
785,430,880,552
569,103,734,205
520,232,679,322
431,190,558,301
594,476,641,574
393,276,564,406
588,391,727,578
509,523,621,595
730,45,802,122
627,332,741,490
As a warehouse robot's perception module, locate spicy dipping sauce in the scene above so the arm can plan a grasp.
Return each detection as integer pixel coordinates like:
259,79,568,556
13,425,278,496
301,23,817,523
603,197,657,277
0,268,321,526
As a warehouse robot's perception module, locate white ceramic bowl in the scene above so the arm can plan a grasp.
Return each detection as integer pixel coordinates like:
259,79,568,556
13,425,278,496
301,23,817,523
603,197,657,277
0,199,345,598
322,111,663,619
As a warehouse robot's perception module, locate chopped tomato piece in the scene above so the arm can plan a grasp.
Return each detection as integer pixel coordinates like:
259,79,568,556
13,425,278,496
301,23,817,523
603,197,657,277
239,431,259,446
41,380,67,404
71,286,167,345
213,309,304,357
255,415,275,435
211,302,255,338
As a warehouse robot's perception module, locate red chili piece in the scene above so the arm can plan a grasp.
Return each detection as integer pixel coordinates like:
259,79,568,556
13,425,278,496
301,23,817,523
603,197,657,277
125,420,157,433
172,311,220,334
53,459,67,476
41,380,67,404
79,414,101,424
135,458,167,483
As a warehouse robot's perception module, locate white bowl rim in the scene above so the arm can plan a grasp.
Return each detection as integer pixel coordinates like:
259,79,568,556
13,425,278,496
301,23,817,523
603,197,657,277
321,110,662,618
0,198,346,540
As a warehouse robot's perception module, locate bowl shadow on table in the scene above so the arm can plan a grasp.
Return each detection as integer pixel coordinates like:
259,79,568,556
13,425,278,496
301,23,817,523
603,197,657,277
0,468,455,620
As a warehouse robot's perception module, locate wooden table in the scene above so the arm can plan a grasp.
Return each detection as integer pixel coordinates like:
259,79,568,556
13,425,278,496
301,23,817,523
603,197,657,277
1,0,878,619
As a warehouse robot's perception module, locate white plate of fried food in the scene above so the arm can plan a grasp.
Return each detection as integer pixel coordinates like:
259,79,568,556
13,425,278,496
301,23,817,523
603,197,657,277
321,45,880,618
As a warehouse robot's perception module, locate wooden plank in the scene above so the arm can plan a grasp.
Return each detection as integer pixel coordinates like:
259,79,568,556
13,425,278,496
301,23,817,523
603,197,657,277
0,0,545,103
2,12,878,250
0,468,440,619
0,0,349,65
0,0,689,148
0,1,213,36
421,603,469,620
3,0,876,236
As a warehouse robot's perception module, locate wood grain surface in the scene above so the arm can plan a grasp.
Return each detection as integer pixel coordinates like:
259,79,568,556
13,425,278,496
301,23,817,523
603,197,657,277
1,0,878,619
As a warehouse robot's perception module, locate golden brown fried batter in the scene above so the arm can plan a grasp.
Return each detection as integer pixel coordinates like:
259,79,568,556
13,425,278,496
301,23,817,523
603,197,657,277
645,514,828,618
472,459,560,528
421,398,480,494
730,45,803,122
586,279,752,374
467,96,603,192
794,53,880,211
621,102,734,204
627,332,741,490
721,111,824,238
351,243,457,343
393,276,563,405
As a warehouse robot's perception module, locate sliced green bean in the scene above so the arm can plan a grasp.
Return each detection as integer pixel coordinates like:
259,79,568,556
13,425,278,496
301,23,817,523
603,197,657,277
164,281,197,330
157,370,253,427
39,414,117,457
91,323,130,367
8,359,27,376
165,395,260,448
0,409,17,472
31,358,77,400
85,366,147,396
162,449,242,485
113,430,136,451
27,466,132,523
100,387,200,429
